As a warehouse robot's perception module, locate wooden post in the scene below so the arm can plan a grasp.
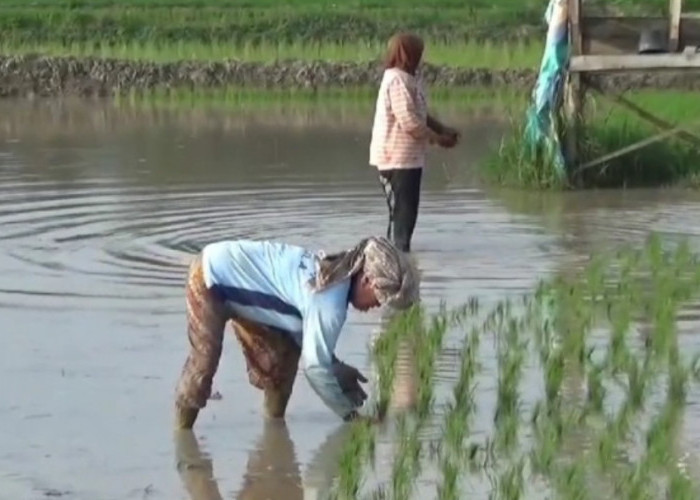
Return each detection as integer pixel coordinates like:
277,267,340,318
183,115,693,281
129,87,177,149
565,0,584,172
569,0,583,56
669,0,683,52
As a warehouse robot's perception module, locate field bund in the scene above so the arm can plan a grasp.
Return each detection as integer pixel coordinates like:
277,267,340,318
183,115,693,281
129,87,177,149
2,55,700,98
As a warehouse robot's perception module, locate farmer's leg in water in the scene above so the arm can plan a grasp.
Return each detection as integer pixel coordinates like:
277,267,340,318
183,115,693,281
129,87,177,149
379,167,422,252
230,317,301,419
175,255,227,429
378,170,395,240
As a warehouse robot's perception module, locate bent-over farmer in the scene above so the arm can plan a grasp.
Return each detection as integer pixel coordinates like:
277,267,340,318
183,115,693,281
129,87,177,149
174,236,419,428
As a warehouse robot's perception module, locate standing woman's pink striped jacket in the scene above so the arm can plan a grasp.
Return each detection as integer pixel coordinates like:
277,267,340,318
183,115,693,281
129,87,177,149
369,68,435,171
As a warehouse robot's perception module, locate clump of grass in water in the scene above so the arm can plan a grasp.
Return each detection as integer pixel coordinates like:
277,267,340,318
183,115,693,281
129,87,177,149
371,305,428,420
437,302,482,500
575,121,700,190
481,91,700,190
493,303,528,453
333,306,421,500
479,118,568,190
386,303,456,500
334,417,375,500
388,415,422,500
442,323,480,457
414,303,451,421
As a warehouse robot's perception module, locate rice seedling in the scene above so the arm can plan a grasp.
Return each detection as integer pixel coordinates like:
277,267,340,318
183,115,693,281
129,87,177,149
335,417,375,500
441,325,480,457
1,0,693,52
414,304,451,421
493,312,527,453
111,85,527,115
667,467,699,500
554,458,589,500
437,455,460,500
0,38,545,70
389,415,423,500
2,0,695,10
528,401,562,477
0,3,548,49
489,457,526,500
479,117,570,190
332,234,700,499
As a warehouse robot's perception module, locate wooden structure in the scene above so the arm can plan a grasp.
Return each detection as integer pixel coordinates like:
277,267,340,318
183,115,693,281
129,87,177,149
563,0,700,175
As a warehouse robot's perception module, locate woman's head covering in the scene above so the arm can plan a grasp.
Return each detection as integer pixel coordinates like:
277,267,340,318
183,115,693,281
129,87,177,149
384,32,425,75
310,236,419,310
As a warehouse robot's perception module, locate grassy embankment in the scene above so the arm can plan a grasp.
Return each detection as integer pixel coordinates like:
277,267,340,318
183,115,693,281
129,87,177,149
483,91,700,190
0,0,547,113
333,234,700,499
4,0,695,69
1,0,699,189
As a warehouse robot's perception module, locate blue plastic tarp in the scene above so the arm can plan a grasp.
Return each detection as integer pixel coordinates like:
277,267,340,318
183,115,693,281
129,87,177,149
523,0,570,178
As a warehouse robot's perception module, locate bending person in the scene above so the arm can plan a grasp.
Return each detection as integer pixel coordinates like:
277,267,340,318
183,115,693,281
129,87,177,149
174,236,419,428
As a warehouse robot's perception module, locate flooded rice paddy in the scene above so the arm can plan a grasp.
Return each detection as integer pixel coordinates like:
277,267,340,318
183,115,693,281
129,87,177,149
2,99,700,499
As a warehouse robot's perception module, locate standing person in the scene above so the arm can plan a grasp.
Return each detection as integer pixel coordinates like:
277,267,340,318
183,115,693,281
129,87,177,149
174,235,419,429
369,32,460,252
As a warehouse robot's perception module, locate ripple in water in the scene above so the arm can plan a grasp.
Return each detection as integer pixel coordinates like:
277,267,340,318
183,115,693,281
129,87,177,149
0,177,335,310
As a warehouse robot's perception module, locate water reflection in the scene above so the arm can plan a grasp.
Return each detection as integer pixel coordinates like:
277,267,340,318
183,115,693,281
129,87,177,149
175,420,352,500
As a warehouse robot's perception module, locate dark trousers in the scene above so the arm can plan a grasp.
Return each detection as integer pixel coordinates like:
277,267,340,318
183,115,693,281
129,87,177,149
377,167,423,252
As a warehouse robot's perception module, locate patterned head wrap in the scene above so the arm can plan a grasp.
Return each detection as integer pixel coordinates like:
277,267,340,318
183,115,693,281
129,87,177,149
309,236,419,310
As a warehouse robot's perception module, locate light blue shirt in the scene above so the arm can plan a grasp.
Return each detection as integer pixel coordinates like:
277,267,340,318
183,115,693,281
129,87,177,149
201,239,357,419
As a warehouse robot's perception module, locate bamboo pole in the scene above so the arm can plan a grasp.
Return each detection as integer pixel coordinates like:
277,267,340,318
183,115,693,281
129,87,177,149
588,82,700,148
564,0,584,169
574,117,700,174
669,0,683,52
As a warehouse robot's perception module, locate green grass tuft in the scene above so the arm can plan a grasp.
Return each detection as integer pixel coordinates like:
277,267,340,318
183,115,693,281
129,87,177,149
480,91,700,190
0,39,545,69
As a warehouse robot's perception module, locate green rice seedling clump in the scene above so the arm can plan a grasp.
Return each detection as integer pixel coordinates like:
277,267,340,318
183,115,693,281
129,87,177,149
331,234,700,499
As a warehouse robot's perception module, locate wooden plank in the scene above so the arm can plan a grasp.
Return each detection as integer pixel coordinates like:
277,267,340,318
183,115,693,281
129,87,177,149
569,0,583,55
578,12,700,20
670,0,683,52
570,52,700,72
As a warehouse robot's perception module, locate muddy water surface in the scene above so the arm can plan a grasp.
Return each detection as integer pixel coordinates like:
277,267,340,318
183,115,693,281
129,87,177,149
2,99,700,500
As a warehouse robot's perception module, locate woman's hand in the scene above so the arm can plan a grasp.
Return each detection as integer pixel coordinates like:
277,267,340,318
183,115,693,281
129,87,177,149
333,360,369,407
437,131,459,148
444,126,460,139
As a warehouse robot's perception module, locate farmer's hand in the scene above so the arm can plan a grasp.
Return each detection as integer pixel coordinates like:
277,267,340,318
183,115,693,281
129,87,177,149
343,411,384,425
437,130,459,148
442,125,460,138
333,360,369,407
